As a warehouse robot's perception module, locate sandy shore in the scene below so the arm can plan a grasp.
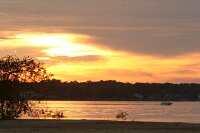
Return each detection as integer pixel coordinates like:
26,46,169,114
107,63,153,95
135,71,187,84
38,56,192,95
0,120,199,133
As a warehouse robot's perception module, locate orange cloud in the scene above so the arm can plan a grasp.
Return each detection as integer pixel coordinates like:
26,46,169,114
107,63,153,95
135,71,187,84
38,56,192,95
1,32,200,83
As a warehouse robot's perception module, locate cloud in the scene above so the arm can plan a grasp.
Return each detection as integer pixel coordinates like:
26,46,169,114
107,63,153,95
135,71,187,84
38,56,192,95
106,69,156,78
166,67,199,76
0,46,46,58
172,70,198,75
0,37,14,40
52,55,103,62
74,25,200,57
184,63,200,70
41,55,104,66
1,0,200,56
168,78,200,83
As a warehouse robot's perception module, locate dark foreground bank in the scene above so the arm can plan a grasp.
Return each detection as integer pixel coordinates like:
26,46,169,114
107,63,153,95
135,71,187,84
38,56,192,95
0,120,200,133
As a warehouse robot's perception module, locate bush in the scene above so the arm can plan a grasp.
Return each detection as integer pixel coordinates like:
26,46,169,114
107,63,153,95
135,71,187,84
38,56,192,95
116,111,129,121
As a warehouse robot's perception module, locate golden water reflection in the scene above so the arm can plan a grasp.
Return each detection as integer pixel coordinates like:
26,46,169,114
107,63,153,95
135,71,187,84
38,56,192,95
26,101,200,123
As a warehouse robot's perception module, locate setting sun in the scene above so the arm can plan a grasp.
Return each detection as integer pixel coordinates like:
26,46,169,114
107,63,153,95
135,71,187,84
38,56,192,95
10,33,118,57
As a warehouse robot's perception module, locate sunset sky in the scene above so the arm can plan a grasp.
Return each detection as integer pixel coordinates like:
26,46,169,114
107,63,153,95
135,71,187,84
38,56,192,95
1,0,200,83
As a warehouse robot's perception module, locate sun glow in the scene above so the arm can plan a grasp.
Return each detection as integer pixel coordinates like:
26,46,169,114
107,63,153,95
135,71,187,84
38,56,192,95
10,33,118,57
14,33,80,47
1,32,200,83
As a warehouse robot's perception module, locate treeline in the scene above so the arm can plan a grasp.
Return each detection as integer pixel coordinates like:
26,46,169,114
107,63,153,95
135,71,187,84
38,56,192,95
20,79,200,101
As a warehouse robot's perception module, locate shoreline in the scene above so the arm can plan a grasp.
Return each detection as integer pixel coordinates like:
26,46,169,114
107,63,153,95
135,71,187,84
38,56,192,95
0,119,199,133
29,100,200,101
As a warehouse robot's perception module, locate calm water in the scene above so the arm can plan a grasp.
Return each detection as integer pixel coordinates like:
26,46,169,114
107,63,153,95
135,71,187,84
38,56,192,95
31,101,200,123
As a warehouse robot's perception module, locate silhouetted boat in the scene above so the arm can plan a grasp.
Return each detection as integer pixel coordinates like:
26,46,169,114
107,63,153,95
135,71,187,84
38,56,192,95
160,101,173,105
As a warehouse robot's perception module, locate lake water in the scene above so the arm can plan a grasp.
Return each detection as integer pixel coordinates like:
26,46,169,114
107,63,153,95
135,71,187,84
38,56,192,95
31,101,200,123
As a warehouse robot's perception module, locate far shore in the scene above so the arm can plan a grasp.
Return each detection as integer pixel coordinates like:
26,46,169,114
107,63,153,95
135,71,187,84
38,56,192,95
30,99,200,101
0,119,199,133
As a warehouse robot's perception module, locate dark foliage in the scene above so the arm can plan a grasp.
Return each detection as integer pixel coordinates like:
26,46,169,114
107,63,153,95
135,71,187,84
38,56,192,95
20,80,200,101
0,55,51,119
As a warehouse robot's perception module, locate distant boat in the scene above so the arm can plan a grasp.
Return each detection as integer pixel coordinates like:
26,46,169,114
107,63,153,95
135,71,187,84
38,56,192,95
160,101,173,105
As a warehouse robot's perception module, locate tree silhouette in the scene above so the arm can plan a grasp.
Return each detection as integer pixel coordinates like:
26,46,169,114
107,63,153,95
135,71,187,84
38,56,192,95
0,55,52,119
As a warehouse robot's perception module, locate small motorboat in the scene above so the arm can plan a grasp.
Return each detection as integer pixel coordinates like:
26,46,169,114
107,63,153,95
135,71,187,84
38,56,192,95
160,101,173,105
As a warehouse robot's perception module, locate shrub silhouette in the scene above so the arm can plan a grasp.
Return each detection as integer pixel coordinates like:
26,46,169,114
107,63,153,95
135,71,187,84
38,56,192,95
116,111,129,121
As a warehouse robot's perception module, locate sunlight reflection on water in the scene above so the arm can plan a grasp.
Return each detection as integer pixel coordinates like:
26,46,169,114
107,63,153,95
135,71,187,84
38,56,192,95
26,101,200,123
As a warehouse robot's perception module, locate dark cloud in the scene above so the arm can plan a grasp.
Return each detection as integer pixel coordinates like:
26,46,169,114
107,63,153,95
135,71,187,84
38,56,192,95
68,25,200,56
1,0,200,56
